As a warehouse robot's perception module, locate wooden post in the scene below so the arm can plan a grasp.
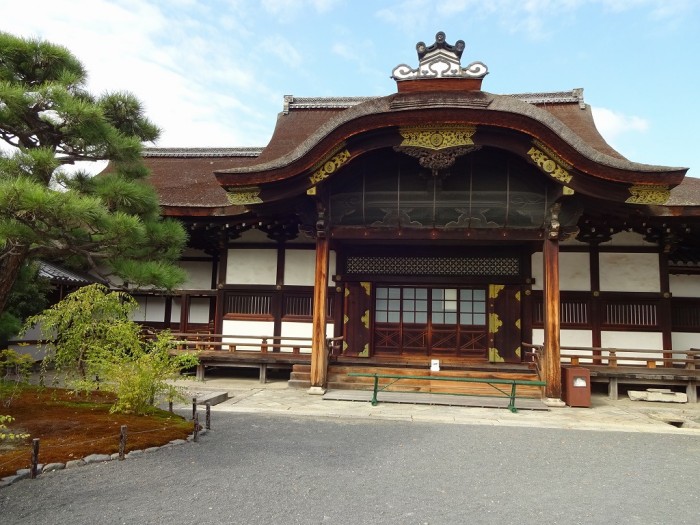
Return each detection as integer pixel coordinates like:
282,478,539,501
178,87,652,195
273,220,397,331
119,425,127,460
193,413,200,442
543,233,562,403
309,234,330,392
192,397,197,420
30,438,39,478
205,402,211,430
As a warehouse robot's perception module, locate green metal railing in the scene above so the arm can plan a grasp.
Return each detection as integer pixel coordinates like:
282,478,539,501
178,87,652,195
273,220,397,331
348,373,545,413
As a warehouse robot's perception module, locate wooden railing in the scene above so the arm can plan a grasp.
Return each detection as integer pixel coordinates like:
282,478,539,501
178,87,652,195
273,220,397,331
167,332,344,356
523,343,700,402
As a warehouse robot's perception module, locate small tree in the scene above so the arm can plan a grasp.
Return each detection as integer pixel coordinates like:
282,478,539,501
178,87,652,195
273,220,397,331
0,31,188,318
25,284,198,415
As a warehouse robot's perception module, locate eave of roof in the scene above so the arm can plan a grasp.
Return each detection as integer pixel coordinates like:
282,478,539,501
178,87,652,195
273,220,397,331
214,90,686,183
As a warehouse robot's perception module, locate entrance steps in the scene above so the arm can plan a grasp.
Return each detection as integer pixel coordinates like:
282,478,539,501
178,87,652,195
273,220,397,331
289,364,543,398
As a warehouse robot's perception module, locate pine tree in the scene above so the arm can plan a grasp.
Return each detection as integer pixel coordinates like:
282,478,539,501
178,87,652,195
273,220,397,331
0,32,187,316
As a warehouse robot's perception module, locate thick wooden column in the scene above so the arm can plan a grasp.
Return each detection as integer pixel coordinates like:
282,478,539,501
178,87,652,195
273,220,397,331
543,234,562,402
309,234,330,392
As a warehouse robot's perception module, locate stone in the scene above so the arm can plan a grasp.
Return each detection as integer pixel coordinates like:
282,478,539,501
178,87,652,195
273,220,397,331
144,447,161,453
110,453,120,460
0,476,19,487
628,390,688,403
42,463,65,473
126,450,143,458
66,459,86,469
83,454,112,464
169,439,187,445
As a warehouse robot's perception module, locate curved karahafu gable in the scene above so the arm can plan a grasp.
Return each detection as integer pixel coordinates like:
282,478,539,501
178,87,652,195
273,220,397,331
214,90,687,206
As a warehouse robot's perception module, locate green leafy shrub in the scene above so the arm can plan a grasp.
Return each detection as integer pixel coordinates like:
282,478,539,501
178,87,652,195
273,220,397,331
24,284,199,415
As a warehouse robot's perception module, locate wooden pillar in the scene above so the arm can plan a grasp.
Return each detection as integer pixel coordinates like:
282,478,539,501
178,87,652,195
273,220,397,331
543,234,562,402
309,234,330,391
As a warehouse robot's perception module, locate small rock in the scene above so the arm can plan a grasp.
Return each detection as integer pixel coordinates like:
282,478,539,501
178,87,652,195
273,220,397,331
144,447,161,453
628,390,688,403
13,470,30,481
126,450,143,458
0,476,19,487
66,459,86,469
169,439,187,445
83,454,112,464
110,453,120,460
42,463,65,473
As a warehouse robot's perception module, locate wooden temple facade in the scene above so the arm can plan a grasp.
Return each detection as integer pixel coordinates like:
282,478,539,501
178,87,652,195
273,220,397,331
134,33,700,402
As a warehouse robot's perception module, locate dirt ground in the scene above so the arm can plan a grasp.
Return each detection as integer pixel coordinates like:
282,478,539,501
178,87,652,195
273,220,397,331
0,385,193,478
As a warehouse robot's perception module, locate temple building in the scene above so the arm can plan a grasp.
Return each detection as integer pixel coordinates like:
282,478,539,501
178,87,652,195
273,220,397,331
134,33,700,403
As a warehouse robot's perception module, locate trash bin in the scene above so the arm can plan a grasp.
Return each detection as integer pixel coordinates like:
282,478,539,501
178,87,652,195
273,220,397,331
561,366,591,407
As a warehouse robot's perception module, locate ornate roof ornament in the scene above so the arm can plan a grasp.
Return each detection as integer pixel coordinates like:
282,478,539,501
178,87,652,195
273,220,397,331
391,31,488,82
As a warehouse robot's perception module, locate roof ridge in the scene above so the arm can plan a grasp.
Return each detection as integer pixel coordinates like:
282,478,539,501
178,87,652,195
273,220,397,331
510,88,585,108
143,147,263,158
283,95,377,114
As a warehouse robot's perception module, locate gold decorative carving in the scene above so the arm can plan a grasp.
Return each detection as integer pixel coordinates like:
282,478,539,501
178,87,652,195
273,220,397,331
343,314,349,324
343,341,348,352
489,313,503,334
489,348,505,363
625,185,670,205
345,288,350,298
361,282,371,296
515,291,521,302
527,144,572,184
359,344,369,357
226,187,262,205
361,309,370,329
515,346,521,358
309,145,351,185
398,125,476,151
489,284,505,299
515,319,521,330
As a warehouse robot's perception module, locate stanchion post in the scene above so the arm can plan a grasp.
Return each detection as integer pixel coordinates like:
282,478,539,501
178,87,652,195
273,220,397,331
192,397,197,420
30,438,40,479
193,413,200,442
205,402,211,430
119,425,127,460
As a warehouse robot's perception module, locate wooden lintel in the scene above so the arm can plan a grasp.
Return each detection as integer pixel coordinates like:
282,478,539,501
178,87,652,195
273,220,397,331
330,227,545,242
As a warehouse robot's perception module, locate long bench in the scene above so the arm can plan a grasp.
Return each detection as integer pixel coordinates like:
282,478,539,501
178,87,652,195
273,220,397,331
348,373,545,413
525,344,700,402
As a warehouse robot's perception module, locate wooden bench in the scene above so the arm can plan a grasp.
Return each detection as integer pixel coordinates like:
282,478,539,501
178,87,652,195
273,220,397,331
526,344,700,402
348,373,545,413
168,333,341,383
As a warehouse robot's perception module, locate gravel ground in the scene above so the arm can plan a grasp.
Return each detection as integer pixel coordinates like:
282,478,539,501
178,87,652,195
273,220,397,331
1,412,699,524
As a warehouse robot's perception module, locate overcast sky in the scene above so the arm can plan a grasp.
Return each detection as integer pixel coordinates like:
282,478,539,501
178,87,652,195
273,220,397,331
3,0,699,176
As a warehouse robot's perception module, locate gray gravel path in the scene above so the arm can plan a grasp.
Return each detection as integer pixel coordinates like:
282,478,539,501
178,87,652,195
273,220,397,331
1,412,698,524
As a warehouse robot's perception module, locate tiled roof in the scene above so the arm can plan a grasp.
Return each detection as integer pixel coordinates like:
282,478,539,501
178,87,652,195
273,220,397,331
38,261,98,285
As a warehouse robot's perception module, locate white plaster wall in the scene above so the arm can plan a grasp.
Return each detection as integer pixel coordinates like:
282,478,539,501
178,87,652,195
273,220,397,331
222,320,275,350
133,296,167,322
599,252,660,292
226,249,277,285
531,252,543,291
180,261,213,290
672,332,700,351
669,274,700,297
170,298,181,323
280,321,335,353
283,249,337,286
531,329,592,348
189,298,211,324
530,252,590,291
559,252,590,291
601,331,663,349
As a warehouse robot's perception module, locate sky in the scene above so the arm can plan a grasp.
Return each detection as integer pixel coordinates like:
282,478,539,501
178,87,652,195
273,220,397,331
3,0,699,176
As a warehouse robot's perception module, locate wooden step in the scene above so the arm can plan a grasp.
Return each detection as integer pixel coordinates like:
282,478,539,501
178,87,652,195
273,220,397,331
325,364,542,398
